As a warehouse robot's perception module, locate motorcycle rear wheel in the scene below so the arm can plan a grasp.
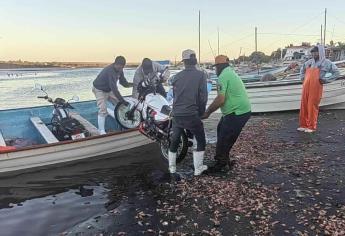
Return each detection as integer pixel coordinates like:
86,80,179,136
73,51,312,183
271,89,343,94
160,131,188,163
114,103,142,129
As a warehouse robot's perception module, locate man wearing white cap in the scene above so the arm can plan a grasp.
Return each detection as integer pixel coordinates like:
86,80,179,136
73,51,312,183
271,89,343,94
168,49,209,176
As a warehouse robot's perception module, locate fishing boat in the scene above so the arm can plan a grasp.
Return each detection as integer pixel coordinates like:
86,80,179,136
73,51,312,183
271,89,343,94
0,100,152,174
208,74,345,113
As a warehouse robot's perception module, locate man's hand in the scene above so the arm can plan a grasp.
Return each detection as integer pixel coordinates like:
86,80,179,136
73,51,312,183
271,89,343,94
201,111,210,120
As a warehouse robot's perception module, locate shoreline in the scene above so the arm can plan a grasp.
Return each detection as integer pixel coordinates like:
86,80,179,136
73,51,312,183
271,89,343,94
0,62,140,70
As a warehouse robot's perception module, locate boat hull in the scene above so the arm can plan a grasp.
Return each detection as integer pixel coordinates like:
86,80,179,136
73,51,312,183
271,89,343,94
208,78,345,113
0,100,153,174
0,130,151,173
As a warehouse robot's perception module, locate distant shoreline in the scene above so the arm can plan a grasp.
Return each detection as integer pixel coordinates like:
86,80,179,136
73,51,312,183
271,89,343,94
0,62,140,69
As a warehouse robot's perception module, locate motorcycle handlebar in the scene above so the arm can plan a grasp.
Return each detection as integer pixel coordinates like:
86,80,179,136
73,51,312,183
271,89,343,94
37,96,48,99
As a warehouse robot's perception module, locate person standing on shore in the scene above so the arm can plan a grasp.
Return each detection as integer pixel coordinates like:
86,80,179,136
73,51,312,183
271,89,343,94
168,49,208,176
298,45,340,133
132,58,170,99
202,55,251,173
92,56,133,135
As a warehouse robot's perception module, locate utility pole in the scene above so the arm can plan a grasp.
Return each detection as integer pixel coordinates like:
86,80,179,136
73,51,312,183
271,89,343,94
198,10,201,63
321,24,323,45
255,27,258,52
254,27,259,75
324,8,327,45
217,27,220,55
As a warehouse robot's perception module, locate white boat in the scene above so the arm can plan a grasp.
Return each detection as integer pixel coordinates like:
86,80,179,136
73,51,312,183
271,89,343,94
208,76,345,113
0,100,152,174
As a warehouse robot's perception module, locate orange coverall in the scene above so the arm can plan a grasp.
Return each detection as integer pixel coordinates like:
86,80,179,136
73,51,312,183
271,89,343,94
299,67,323,130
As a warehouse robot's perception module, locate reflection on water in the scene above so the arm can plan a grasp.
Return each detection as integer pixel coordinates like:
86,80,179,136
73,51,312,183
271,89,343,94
0,143,168,236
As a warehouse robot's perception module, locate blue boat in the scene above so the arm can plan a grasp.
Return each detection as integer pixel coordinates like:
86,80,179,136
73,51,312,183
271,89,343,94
0,100,151,174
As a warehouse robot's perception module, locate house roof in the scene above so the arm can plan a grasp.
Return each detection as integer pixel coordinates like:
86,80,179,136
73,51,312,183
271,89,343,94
286,46,311,49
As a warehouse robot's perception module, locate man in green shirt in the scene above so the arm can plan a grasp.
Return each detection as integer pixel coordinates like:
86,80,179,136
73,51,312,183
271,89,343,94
202,55,251,172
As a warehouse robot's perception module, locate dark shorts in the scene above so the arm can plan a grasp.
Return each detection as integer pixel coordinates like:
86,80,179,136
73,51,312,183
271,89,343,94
169,116,206,152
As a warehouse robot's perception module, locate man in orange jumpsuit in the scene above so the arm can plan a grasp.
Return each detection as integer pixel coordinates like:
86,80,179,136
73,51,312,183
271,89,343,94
298,45,340,133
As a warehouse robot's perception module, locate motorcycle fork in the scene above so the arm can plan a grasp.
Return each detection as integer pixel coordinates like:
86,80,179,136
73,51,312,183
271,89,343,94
127,98,144,120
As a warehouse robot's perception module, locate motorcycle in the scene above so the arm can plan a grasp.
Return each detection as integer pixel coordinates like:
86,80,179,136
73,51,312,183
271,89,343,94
35,84,90,141
114,73,189,163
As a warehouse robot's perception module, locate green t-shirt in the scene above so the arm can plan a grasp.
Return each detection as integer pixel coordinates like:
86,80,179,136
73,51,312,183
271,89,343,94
217,67,251,115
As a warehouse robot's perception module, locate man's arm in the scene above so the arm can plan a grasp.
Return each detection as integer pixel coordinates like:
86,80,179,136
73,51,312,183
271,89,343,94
320,62,340,83
202,94,225,119
198,72,208,116
109,74,126,103
133,66,143,86
153,62,170,82
119,72,133,88
202,74,227,119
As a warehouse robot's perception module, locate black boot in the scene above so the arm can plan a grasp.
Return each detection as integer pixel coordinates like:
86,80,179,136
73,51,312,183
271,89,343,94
208,161,229,173
208,159,236,173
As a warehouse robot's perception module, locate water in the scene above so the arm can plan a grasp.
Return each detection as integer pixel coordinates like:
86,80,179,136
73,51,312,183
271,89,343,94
0,67,137,110
0,144,170,236
0,67,195,235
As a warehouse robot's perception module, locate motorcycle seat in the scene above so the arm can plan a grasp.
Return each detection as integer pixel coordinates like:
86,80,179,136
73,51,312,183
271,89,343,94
161,105,172,116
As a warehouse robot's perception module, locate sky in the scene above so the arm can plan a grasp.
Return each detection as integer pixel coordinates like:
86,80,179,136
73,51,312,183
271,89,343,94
0,0,345,63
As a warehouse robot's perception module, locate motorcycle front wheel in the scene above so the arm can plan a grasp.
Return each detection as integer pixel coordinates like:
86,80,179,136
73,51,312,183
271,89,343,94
114,103,142,129
159,131,188,163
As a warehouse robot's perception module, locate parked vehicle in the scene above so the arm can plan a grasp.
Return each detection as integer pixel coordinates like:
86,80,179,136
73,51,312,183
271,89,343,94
36,84,90,141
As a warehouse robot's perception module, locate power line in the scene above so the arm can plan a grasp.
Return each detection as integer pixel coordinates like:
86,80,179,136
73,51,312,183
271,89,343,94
330,15,345,26
219,32,253,49
258,11,324,53
203,32,253,57
258,32,319,37
289,11,324,32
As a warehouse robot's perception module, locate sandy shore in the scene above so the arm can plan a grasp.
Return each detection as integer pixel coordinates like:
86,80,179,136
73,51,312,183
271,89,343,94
63,110,345,236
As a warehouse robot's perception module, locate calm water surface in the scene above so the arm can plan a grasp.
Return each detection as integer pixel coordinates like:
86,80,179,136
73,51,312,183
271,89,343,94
0,144,170,236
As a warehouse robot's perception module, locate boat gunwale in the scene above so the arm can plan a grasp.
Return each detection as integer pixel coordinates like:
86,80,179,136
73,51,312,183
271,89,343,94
244,76,345,89
0,128,140,155
209,76,345,91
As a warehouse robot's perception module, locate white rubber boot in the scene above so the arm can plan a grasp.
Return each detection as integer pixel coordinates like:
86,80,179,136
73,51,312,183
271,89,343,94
193,151,208,176
98,115,106,135
168,151,177,174
192,137,197,150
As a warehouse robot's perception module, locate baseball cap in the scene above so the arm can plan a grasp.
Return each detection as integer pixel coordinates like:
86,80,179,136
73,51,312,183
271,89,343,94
213,55,230,66
182,49,196,60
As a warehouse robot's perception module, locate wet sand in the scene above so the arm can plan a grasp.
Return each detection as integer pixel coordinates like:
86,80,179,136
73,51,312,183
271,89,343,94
60,110,345,235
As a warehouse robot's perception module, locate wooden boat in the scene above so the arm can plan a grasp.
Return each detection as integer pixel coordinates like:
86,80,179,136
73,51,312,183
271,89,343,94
0,100,152,173
208,75,345,113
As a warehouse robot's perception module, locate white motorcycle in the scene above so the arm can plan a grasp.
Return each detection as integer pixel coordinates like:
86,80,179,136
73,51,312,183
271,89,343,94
114,74,189,162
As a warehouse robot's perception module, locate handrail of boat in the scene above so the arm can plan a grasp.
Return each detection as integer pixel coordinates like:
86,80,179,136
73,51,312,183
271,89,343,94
280,60,345,81
280,73,300,80
334,60,345,65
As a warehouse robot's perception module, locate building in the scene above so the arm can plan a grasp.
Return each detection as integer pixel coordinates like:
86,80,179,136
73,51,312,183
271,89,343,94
326,47,345,61
283,44,312,61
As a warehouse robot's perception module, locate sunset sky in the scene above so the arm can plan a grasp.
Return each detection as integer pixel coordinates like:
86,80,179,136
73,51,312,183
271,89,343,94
0,0,345,62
